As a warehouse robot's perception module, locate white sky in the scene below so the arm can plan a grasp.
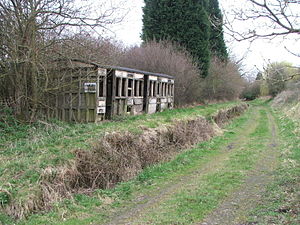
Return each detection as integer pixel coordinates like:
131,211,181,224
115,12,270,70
107,0,300,78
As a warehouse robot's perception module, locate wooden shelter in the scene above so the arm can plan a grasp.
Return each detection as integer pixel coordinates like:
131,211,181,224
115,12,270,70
47,60,175,122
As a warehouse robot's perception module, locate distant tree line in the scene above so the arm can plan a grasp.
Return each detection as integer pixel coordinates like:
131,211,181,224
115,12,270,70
241,62,300,100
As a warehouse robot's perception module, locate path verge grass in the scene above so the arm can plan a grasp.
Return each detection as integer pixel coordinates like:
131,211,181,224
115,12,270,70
0,102,239,224
4,103,252,225
245,107,300,225
127,108,271,224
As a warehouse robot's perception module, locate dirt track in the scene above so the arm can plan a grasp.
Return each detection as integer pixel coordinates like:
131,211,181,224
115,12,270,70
100,106,280,225
199,111,280,225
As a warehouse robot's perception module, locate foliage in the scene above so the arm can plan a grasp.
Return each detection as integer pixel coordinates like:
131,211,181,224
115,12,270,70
264,61,296,97
142,0,211,77
272,84,300,106
0,107,30,142
207,0,228,60
241,81,261,100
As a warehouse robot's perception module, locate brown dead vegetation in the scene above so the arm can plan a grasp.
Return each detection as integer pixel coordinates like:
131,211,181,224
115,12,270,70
74,117,215,190
212,103,249,126
3,103,248,219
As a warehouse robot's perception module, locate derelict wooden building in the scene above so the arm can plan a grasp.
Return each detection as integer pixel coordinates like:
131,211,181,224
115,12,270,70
47,60,175,122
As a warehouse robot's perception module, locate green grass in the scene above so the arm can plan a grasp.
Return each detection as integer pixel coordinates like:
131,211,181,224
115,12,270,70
11,103,253,225
245,108,300,225
133,108,271,224
7,99,297,225
0,101,239,224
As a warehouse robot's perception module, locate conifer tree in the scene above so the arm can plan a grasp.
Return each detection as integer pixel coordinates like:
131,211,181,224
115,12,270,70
207,0,228,60
142,0,211,78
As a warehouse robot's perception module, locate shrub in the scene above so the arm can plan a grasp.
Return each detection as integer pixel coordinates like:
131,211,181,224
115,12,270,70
272,82,300,106
51,34,125,65
200,57,245,102
119,40,202,106
241,81,261,100
264,62,297,97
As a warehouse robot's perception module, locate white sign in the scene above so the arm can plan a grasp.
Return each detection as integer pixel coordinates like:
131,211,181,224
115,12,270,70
84,83,96,93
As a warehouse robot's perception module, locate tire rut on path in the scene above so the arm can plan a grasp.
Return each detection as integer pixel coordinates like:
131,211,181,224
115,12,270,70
199,110,280,225
102,108,260,225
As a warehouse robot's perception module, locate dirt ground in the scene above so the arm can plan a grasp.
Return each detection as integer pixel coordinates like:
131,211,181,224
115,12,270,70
199,113,280,225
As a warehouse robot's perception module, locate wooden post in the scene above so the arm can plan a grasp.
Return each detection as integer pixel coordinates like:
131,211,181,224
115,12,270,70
136,80,140,97
78,74,82,122
125,78,128,97
118,77,122,97
69,75,73,121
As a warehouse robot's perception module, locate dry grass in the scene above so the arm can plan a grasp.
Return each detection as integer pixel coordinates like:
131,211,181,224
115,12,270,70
212,103,249,126
2,103,248,219
272,82,300,120
74,116,215,190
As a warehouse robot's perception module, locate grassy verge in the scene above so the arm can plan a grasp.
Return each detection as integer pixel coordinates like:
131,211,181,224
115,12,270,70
245,107,300,225
0,102,238,224
131,108,270,224
5,103,253,225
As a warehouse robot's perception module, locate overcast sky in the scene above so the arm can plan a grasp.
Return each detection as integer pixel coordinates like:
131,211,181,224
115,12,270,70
108,0,300,78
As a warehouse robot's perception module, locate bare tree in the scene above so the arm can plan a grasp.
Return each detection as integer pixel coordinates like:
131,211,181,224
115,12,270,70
200,57,246,102
224,0,300,41
262,61,299,96
119,41,202,106
0,0,124,120
222,0,300,86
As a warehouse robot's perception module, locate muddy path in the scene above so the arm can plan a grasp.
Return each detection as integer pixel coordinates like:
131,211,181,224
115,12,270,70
99,106,280,225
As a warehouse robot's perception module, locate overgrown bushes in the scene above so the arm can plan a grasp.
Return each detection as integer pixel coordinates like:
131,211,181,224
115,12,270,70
199,57,245,102
0,107,30,142
241,81,261,100
119,41,245,105
119,41,202,106
272,88,300,106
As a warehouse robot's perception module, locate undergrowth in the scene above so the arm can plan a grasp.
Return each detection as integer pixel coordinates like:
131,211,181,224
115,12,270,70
0,101,239,223
11,103,251,225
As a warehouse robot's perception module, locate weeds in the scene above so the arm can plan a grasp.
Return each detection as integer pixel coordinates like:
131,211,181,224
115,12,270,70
0,101,245,222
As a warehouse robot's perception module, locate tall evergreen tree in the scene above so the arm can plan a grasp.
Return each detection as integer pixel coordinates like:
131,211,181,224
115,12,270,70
207,0,228,60
142,0,211,78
